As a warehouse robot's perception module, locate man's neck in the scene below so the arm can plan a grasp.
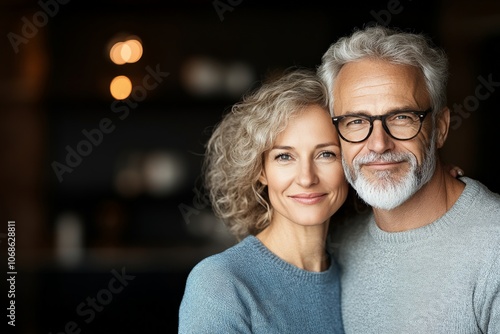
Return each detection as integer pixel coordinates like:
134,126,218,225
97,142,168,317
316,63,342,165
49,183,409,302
372,163,466,232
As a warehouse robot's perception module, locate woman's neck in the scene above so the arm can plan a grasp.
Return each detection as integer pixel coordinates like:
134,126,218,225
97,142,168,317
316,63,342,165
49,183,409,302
256,223,330,272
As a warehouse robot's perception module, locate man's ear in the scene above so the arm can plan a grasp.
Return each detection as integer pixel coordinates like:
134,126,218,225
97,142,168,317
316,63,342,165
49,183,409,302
436,107,450,149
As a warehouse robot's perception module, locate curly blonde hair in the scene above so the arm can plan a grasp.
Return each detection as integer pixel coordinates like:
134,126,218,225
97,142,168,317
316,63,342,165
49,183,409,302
202,68,330,240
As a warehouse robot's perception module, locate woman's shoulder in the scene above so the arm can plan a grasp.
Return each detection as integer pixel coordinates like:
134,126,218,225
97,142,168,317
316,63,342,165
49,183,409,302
186,236,257,284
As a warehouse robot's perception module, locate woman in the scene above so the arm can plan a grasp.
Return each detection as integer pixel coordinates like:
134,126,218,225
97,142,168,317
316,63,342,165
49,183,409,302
178,69,348,333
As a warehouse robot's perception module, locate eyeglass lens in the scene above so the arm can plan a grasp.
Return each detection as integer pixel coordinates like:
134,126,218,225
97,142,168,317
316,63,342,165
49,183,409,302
335,111,427,142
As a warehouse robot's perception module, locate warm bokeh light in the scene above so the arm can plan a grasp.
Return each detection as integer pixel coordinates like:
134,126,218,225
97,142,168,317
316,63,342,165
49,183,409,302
181,56,224,96
142,151,187,196
224,62,255,97
110,75,132,99
181,56,255,98
55,211,84,267
110,42,126,65
113,150,188,198
109,36,143,64
123,38,143,63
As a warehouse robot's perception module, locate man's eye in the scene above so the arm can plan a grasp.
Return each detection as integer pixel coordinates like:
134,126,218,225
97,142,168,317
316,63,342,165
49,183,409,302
388,112,419,125
345,117,369,127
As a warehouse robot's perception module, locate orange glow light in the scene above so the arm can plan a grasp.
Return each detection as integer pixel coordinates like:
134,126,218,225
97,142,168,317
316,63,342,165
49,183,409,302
110,75,132,100
123,38,142,63
110,42,126,65
109,36,143,65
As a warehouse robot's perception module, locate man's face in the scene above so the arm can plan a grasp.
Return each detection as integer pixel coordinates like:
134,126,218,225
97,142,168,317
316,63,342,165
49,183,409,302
332,58,442,210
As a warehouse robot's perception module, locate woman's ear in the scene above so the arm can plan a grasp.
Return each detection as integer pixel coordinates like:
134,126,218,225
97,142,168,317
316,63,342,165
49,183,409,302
258,170,268,185
258,155,268,185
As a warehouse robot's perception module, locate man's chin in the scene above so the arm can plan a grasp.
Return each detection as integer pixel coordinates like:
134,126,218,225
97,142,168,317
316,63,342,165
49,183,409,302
355,174,395,191
353,175,416,209
357,188,409,210
363,167,411,183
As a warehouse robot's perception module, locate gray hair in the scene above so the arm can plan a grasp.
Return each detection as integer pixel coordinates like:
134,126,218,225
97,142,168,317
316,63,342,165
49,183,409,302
317,26,449,118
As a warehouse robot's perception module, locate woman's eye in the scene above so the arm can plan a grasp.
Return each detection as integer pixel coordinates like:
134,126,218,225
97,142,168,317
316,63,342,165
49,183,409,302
319,151,337,159
275,153,292,161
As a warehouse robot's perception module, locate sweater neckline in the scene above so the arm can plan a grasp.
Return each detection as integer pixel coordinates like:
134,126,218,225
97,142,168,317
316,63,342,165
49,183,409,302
368,177,479,244
244,235,338,284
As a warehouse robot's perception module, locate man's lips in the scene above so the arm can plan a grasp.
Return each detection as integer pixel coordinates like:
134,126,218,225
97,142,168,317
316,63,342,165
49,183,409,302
289,193,327,204
363,161,402,170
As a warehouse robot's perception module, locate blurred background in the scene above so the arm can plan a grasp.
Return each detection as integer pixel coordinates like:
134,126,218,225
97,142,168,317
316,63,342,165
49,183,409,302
1,0,499,333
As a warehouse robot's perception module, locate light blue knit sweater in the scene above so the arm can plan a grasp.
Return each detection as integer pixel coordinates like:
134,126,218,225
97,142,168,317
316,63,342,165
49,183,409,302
333,177,500,333
179,235,344,333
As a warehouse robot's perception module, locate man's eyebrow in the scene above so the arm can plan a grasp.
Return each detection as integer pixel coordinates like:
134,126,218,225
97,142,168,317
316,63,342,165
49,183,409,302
342,107,424,116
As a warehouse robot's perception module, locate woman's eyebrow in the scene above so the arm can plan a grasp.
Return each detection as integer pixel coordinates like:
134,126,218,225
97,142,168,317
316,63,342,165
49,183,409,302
270,143,338,150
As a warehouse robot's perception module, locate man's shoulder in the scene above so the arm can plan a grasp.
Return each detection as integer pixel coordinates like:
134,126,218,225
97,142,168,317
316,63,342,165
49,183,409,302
450,178,500,250
461,177,500,220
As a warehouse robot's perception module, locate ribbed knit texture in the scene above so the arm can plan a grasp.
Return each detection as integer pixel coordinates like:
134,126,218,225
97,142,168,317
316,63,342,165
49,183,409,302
332,177,500,333
179,235,344,333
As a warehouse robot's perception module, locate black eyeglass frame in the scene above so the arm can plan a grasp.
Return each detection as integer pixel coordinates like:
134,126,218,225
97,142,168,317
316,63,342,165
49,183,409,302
331,108,432,143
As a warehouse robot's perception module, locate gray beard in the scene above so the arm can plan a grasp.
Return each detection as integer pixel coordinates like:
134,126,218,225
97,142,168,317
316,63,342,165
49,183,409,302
343,138,436,210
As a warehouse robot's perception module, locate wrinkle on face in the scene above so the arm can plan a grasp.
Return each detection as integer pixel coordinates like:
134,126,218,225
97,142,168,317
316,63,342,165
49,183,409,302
333,59,430,116
332,58,434,170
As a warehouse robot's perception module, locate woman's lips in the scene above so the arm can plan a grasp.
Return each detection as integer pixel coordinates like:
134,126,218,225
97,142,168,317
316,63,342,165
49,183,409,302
289,193,327,205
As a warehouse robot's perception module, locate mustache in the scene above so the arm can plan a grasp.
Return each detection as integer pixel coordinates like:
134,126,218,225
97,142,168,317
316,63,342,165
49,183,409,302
354,151,410,165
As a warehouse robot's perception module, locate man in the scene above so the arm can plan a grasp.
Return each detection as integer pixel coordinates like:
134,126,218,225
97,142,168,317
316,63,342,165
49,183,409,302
318,25,500,333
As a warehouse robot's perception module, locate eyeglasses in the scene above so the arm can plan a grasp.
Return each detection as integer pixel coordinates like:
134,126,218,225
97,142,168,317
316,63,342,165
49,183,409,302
331,109,432,143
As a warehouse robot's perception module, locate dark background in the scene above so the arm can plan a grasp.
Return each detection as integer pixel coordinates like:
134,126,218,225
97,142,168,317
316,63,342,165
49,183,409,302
1,0,499,333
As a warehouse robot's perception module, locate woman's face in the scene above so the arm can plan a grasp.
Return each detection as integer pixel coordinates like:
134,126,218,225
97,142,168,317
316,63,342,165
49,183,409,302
260,105,348,229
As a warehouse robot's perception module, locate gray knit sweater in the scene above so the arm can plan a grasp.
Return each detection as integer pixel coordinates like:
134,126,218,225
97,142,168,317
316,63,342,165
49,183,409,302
333,177,500,333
